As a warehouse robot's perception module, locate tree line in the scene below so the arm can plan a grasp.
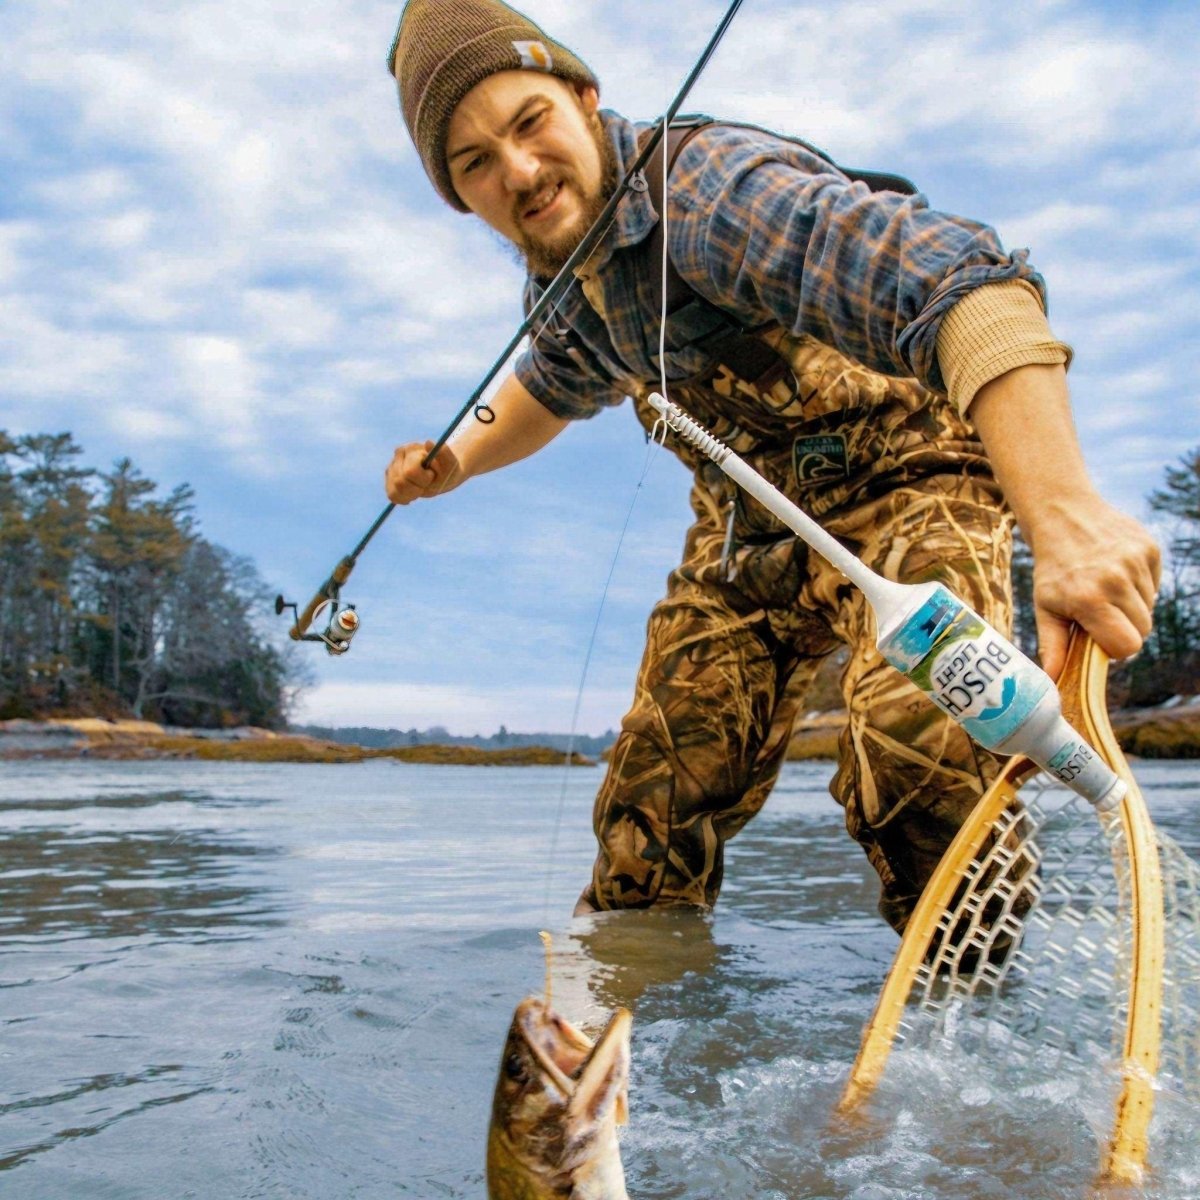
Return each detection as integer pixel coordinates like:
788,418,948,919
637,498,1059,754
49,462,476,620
1011,445,1200,706
3,429,1195,731
294,722,620,755
0,431,296,728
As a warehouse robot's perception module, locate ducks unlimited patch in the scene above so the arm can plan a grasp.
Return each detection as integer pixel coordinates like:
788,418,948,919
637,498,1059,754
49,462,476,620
793,434,849,485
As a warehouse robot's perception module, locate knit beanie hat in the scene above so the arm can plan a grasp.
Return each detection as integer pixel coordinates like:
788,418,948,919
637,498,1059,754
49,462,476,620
387,0,599,211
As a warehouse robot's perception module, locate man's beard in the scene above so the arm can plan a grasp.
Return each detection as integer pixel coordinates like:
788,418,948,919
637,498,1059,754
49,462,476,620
511,117,620,280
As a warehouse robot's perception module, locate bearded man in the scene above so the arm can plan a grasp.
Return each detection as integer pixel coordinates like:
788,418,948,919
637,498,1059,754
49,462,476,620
382,0,1160,932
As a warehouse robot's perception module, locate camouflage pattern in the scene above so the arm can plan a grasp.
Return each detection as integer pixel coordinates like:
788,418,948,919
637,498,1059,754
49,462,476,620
580,330,1015,933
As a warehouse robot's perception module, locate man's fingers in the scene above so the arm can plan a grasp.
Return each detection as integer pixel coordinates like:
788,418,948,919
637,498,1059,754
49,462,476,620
1076,582,1154,645
1027,502,1160,676
1034,610,1071,682
422,442,459,488
385,445,436,504
1098,614,1146,664
383,442,461,504
1133,549,1161,618
1146,536,1163,592
1102,533,1160,629
423,443,462,493
1044,599,1146,668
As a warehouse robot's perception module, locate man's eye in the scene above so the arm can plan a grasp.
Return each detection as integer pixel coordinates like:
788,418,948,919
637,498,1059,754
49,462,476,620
462,154,484,174
519,110,545,133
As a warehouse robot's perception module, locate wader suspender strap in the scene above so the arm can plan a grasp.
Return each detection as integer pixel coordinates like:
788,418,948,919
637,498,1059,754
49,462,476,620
640,117,792,393
638,117,919,396
639,117,717,314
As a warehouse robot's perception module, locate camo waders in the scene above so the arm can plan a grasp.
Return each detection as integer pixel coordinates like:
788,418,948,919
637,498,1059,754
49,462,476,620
579,330,1014,934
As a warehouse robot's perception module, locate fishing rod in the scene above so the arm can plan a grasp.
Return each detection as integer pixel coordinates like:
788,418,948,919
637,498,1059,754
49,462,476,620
277,0,746,652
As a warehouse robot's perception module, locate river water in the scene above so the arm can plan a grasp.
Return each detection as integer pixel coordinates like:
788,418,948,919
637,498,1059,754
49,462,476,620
1,758,1197,1199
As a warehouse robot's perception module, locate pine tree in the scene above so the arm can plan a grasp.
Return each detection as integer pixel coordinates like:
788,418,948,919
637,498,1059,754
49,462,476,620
86,459,194,715
0,432,299,725
0,433,95,715
1150,447,1200,579
1120,446,1200,705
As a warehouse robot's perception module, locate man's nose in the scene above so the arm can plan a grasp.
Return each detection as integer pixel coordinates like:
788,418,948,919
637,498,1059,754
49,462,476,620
500,143,540,192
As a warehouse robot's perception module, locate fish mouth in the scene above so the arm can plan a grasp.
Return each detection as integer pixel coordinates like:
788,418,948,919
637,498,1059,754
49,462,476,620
487,998,633,1198
515,998,632,1115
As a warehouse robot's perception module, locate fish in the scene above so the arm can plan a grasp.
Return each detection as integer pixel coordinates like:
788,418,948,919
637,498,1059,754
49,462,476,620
486,996,633,1199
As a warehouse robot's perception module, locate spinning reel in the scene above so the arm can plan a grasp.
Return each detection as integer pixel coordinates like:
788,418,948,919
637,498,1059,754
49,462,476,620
276,554,361,656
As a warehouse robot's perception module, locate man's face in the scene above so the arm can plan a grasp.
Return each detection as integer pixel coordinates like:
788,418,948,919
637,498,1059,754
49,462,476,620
443,70,616,277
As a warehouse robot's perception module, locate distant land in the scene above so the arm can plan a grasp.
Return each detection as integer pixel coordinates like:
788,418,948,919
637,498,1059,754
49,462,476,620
291,724,620,757
0,719,596,765
6,703,1195,765
296,703,1200,762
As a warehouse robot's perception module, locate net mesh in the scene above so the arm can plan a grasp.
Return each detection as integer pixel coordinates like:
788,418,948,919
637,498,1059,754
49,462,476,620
1158,830,1200,1095
893,773,1199,1108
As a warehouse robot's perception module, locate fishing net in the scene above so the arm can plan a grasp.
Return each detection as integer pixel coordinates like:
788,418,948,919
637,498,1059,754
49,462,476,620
902,779,1125,1068
841,636,1200,1185
893,779,1199,1095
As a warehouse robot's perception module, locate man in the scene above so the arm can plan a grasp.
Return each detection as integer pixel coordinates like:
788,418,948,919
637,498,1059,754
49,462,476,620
382,0,1160,931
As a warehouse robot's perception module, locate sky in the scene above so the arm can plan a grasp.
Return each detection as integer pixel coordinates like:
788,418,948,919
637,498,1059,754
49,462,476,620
3,0,1198,735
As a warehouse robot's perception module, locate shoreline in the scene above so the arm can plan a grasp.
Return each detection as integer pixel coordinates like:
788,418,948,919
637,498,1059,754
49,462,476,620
0,719,595,766
3,701,1198,763
781,703,1200,762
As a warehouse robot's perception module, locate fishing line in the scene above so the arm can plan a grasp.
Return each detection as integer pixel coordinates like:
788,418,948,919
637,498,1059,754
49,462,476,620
539,930,554,1007
540,107,676,922
539,428,667,919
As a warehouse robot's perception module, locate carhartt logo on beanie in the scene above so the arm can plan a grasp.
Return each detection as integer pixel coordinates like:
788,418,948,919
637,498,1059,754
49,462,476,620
387,0,599,212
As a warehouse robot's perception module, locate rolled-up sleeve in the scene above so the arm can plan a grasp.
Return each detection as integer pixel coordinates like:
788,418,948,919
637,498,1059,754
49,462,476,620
936,279,1072,415
667,126,1048,395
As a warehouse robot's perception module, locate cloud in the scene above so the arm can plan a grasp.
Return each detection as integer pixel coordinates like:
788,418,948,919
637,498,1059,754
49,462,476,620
0,0,527,473
996,201,1116,248
240,288,339,350
0,307,134,401
294,678,629,736
2,0,1197,730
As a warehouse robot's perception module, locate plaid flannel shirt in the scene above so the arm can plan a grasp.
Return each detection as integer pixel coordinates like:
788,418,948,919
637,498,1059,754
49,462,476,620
514,111,1047,421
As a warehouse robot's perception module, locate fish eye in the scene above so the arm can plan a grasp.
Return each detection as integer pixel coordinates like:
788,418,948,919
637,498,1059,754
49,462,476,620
504,1051,529,1083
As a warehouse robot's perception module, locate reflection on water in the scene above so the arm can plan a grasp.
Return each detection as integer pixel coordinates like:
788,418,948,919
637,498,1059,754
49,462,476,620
0,822,283,945
0,772,290,1194
568,908,727,1013
0,759,1196,1199
0,1062,217,1173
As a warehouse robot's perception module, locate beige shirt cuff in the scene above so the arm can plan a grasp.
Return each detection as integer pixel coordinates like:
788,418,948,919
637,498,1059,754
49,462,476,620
936,279,1073,415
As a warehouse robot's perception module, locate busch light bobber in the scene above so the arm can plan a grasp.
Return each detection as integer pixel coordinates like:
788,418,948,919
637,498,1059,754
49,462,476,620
875,584,1126,810
645,392,1127,812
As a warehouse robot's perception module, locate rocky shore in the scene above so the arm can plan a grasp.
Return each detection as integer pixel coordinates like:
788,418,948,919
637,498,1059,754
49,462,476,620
784,701,1200,760
1105,702,1200,759
0,719,594,766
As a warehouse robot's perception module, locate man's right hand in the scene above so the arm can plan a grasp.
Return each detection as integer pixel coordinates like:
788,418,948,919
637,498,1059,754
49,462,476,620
382,374,569,505
384,440,462,504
